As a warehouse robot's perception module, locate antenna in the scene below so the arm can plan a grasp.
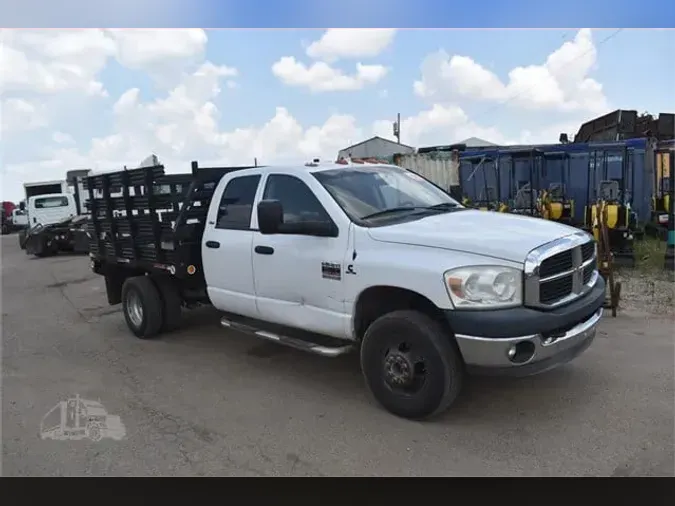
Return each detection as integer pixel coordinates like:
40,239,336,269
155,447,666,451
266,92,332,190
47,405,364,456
393,113,401,144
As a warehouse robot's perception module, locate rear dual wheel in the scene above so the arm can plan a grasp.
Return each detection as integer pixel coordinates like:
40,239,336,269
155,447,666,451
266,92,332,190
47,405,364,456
121,275,183,339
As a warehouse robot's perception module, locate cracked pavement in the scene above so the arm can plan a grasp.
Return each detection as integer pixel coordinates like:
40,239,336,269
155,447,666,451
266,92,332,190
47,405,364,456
1,233,674,476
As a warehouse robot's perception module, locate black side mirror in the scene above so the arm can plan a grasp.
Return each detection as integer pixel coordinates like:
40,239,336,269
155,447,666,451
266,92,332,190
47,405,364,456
257,199,283,234
19,201,25,211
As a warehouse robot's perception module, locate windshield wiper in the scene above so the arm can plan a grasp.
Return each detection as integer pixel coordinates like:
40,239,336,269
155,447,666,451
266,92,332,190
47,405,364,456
360,206,429,219
425,202,459,210
361,203,460,220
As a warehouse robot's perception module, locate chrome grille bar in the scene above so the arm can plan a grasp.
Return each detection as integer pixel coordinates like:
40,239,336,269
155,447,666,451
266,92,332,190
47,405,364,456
524,231,598,309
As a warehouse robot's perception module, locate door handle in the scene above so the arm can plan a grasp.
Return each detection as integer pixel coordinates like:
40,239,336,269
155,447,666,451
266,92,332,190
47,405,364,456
254,245,274,255
206,241,220,249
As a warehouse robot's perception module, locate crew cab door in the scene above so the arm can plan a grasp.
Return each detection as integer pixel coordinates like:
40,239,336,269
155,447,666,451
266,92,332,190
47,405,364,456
202,173,262,319
251,173,351,339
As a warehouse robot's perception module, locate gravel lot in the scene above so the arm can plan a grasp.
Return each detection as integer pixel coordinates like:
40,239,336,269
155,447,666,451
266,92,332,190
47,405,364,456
2,233,674,476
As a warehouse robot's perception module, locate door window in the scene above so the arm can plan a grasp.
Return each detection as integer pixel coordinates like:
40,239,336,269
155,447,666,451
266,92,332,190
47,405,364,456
263,174,331,224
216,175,261,230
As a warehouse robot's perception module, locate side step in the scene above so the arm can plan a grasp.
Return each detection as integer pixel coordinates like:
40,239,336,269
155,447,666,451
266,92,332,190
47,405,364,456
220,317,354,358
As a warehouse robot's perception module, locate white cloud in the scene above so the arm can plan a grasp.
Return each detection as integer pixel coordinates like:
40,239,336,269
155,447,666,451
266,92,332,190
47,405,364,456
272,57,388,92
373,104,518,148
413,28,609,114
306,29,396,62
52,131,75,144
1,98,48,133
0,28,213,96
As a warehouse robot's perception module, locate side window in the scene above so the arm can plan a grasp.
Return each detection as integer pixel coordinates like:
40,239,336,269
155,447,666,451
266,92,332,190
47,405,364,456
216,175,261,230
263,174,330,224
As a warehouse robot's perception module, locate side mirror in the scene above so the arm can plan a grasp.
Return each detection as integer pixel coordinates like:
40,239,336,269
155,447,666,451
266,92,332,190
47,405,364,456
19,202,25,211
257,199,283,234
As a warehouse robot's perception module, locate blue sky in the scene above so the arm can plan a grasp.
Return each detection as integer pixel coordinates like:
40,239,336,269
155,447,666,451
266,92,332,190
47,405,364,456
1,27,674,202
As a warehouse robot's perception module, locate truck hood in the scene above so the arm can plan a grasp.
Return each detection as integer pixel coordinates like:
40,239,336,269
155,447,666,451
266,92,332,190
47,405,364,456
366,209,580,263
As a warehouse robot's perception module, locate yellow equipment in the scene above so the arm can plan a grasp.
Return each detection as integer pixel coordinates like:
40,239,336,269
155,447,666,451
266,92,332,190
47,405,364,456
540,152,575,224
540,183,575,224
649,148,672,239
584,180,635,267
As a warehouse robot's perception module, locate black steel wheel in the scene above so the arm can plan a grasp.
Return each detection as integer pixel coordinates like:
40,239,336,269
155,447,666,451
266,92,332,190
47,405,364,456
121,276,164,339
360,310,464,420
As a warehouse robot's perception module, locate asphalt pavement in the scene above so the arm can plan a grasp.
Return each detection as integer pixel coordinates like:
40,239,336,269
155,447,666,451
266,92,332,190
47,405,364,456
2,233,674,476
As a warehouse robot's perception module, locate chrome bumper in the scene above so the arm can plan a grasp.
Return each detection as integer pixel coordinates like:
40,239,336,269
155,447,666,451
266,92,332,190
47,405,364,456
455,308,603,377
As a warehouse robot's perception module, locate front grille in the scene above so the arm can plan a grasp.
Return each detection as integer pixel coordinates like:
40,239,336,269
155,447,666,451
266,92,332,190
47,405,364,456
525,233,598,309
581,242,595,262
583,258,596,284
539,250,573,278
540,275,574,304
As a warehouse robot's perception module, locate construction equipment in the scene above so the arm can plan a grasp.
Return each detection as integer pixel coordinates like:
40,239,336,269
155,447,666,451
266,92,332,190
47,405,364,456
585,180,635,267
592,202,622,317
665,159,675,271
539,152,575,225
505,149,545,217
460,154,508,211
648,146,672,240
583,146,637,267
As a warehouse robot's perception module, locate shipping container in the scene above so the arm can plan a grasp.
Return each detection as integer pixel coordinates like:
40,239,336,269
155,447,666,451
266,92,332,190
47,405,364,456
393,152,462,199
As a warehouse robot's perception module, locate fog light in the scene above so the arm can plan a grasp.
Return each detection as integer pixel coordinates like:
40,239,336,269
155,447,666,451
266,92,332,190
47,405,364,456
90,261,95,270
507,341,536,364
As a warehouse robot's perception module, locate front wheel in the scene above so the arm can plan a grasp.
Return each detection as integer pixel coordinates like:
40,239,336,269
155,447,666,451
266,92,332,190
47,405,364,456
121,276,164,339
360,310,464,420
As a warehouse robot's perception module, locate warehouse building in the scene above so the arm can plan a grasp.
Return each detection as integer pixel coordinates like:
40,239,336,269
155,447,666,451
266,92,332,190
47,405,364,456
337,136,415,161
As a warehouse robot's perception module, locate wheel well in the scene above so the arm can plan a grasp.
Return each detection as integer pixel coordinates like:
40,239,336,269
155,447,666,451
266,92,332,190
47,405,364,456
353,285,449,341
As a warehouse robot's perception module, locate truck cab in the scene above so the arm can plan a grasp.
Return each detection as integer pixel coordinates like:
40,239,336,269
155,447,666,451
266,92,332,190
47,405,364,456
26,193,78,228
89,161,605,420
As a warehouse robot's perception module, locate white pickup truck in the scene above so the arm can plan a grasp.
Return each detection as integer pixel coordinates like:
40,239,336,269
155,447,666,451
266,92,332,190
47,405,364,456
88,160,605,419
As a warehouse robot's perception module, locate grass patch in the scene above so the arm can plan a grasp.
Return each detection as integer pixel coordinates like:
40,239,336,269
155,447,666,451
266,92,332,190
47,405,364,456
633,236,668,274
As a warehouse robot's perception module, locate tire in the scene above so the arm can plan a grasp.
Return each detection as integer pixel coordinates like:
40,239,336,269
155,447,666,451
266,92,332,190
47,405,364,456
87,422,102,442
33,236,56,258
18,230,26,249
121,276,164,339
360,310,464,420
1,223,9,235
152,275,183,332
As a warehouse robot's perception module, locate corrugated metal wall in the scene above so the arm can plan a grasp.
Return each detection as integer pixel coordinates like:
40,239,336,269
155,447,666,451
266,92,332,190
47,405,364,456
395,153,459,192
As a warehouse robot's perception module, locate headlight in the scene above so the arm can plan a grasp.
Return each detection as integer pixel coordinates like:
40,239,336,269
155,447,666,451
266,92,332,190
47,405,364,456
444,266,522,309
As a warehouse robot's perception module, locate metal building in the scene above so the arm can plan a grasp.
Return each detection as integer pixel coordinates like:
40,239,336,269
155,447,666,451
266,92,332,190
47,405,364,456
337,136,415,161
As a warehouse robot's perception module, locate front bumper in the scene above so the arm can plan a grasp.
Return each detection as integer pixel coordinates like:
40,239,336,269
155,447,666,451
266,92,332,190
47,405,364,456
446,277,605,377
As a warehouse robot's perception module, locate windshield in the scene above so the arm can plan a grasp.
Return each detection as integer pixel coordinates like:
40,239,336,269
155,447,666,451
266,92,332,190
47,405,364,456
313,165,461,223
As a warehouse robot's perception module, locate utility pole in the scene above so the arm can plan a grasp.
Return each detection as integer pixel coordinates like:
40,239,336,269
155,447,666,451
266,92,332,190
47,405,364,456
393,113,401,144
